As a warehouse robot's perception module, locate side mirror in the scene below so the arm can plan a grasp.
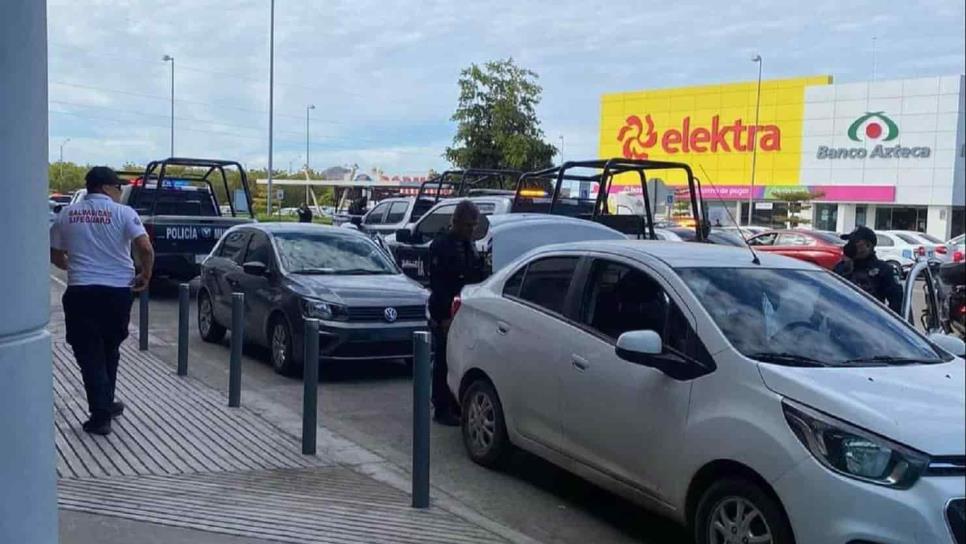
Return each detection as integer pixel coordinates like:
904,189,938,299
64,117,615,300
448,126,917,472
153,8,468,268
242,261,268,277
929,333,966,357
615,330,663,364
395,228,413,244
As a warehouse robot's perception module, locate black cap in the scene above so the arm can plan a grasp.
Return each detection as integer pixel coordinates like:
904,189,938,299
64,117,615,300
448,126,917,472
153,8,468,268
842,225,877,245
85,166,128,188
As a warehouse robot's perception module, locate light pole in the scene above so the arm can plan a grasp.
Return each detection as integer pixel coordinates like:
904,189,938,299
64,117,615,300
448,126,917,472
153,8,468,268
305,105,315,202
558,135,565,163
58,138,70,184
266,0,276,215
748,54,763,226
162,55,174,156
872,36,878,81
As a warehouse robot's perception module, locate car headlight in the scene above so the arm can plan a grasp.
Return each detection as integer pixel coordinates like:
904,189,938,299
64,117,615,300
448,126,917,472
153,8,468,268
782,400,929,489
300,299,347,321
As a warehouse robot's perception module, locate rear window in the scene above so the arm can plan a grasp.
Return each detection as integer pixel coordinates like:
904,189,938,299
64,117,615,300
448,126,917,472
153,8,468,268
916,232,943,244
895,233,922,245
129,187,218,216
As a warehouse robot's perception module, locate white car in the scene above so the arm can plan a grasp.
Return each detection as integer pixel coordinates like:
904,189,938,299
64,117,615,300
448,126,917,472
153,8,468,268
880,230,950,264
447,240,965,544
948,234,965,263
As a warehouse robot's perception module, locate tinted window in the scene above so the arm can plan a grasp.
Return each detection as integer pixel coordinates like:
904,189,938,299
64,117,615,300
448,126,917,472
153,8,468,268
503,267,525,298
749,233,777,246
364,203,389,225
244,232,275,268
416,205,456,239
128,187,218,216
580,260,669,340
218,231,250,264
876,234,895,247
386,201,409,224
518,257,579,314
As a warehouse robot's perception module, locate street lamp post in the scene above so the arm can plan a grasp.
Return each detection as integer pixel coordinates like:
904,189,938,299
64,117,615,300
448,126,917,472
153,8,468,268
58,138,70,184
558,135,565,163
748,54,763,226
162,55,174,157
305,105,315,202
266,0,276,215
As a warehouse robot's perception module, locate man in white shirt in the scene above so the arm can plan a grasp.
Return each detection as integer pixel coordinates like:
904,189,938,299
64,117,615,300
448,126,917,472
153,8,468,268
50,167,155,435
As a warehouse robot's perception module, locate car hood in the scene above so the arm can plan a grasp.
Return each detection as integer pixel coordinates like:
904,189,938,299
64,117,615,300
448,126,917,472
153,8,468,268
287,273,427,306
758,361,966,455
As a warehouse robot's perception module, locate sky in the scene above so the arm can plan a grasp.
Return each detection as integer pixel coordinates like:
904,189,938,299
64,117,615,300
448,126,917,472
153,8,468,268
47,0,966,175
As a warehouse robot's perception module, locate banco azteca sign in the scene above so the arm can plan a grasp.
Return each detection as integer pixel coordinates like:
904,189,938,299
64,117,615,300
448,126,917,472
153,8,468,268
816,111,931,160
617,114,781,160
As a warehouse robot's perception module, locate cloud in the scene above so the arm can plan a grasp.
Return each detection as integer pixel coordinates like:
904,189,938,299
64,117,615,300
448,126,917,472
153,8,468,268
48,0,965,173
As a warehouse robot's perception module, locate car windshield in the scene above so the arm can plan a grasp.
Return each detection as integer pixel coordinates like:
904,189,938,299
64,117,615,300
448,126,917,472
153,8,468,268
678,267,944,367
274,232,397,275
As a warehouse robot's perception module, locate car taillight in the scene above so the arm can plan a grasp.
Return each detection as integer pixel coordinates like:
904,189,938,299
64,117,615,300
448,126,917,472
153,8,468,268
954,250,964,263
935,245,947,255
450,296,462,318
917,246,926,257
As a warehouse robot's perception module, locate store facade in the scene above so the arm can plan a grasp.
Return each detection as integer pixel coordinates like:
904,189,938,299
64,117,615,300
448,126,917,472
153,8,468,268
600,74,965,238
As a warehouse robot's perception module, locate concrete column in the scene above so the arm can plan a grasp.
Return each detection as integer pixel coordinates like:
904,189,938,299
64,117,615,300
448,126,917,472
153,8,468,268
0,1,59,543
927,205,952,240
836,204,857,233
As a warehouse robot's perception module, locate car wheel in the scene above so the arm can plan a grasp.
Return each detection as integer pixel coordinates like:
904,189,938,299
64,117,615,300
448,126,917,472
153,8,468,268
269,317,299,376
197,291,226,343
693,477,795,544
461,379,512,468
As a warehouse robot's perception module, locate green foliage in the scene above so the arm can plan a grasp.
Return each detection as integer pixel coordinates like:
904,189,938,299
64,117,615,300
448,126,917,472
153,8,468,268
770,189,825,228
445,58,556,171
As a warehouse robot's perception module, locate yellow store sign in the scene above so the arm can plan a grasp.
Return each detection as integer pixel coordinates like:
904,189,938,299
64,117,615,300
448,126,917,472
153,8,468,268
599,75,831,186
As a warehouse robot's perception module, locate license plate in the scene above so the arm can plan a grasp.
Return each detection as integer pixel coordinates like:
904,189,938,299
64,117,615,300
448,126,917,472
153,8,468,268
195,254,208,264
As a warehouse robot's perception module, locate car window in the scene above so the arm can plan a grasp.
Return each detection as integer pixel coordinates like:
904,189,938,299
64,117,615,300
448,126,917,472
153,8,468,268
415,204,456,239
128,187,219,217
364,202,390,225
385,201,409,224
218,230,250,264
895,233,921,245
748,233,777,246
876,234,895,247
776,233,809,246
916,232,942,244
517,256,579,315
243,232,275,268
503,267,525,298
579,259,713,364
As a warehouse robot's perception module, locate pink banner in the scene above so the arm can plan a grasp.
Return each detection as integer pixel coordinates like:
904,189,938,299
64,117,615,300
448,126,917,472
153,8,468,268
809,185,895,203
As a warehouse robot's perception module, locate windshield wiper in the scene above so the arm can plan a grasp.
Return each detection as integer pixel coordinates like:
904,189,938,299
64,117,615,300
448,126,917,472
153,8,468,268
290,268,336,275
747,352,830,367
839,355,940,366
333,268,391,275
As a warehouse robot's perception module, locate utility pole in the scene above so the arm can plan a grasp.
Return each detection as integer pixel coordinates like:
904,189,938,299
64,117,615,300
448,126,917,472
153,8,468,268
266,0,276,215
748,54,763,226
162,55,174,156
58,138,70,184
305,104,315,202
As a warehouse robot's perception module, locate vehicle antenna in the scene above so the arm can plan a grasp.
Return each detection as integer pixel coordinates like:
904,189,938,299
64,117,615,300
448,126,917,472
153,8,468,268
698,164,760,265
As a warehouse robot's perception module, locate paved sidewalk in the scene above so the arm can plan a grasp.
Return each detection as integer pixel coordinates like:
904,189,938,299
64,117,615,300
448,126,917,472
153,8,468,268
52,335,530,544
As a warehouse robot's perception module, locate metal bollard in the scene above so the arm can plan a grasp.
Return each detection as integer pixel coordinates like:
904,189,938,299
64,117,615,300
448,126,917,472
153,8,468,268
138,289,149,351
228,292,244,407
302,319,320,455
177,283,190,376
411,331,431,508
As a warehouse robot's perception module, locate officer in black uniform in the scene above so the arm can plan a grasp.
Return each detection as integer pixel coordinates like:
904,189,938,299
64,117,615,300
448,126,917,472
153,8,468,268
427,200,482,426
834,226,903,313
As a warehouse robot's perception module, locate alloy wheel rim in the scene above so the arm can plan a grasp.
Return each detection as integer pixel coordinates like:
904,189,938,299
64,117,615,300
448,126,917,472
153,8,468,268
708,497,773,544
199,296,212,335
466,391,495,455
272,323,287,369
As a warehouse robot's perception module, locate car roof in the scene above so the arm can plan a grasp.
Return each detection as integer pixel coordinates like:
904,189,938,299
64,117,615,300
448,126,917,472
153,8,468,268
532,239,818,270
240,222,367,238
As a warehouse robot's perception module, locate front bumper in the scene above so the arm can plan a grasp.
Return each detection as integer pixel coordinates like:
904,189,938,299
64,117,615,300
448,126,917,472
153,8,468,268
773,453,964,544
312,319,428,361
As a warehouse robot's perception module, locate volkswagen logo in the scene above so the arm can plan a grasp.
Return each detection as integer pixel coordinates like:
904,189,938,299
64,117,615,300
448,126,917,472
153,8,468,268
383,307,398,323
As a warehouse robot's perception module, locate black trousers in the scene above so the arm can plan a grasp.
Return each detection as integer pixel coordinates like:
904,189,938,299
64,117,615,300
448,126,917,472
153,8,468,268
430,323,459,415
63,286,133,422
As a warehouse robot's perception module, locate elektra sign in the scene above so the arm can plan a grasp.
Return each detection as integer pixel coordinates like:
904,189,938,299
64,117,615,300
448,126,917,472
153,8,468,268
816,112,931,160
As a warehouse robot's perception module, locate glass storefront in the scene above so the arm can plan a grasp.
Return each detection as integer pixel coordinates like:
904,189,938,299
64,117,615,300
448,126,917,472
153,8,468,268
814,203,838,231
855,205,868,227
875,206,928,232
952,207,965,238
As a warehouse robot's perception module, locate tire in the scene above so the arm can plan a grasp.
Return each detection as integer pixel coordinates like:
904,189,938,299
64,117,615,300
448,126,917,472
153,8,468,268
461,379,512,468
693,477,795,544
197,291,226,343
269,316,300,376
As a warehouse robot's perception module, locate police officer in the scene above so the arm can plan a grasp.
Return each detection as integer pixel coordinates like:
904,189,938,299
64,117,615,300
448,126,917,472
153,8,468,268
427,200,482,426
834,225,903,313
50,167,155,435
297,202,313,223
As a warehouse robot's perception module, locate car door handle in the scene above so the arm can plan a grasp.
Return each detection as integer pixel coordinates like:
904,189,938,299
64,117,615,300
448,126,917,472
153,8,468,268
496,321,510,335
572,355,589,371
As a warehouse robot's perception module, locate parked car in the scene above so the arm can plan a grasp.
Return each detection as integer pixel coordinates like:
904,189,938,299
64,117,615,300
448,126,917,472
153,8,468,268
654,228,746,247
447,240,965,544
359,196,417,237
747,229,845,269
882,230,951,263
721,225,772,239
949,234,965,263
198,223,427,375
874,230,949,277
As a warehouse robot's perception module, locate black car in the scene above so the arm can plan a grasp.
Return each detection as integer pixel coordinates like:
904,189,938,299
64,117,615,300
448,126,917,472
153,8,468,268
198,223,428,375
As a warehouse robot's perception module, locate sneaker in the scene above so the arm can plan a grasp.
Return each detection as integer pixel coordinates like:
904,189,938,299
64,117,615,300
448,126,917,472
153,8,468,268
82,418,111,436
433,410,461,427
110,401,125,418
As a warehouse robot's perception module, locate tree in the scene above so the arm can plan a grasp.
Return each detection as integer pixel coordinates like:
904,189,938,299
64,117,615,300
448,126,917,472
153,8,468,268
770,189,824,228
445,58,556,171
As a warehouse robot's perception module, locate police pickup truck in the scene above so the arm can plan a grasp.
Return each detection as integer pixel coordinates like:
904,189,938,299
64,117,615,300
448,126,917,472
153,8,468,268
68,158,255,281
